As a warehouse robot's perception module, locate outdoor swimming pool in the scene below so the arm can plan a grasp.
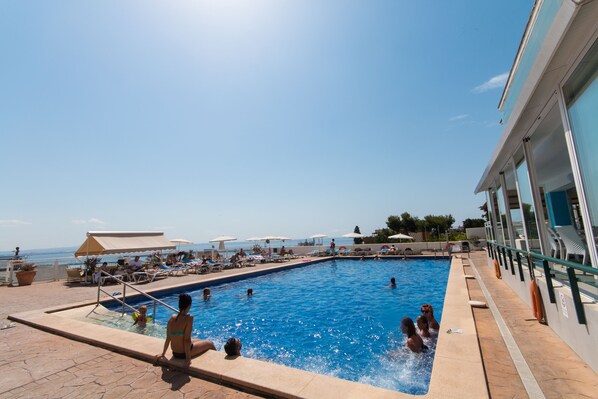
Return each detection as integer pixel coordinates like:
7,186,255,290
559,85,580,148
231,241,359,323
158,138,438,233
105,258,450,394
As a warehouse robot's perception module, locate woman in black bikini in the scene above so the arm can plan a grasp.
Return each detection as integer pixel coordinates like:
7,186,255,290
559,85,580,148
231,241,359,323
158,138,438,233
155,293,215,369
400,317,428,353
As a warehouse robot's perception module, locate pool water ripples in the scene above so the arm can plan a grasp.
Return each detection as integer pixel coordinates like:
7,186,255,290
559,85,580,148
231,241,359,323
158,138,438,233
109,258,449,394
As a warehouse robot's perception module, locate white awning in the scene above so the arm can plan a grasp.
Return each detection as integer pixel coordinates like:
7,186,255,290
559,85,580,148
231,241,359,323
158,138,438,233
74,231,176,257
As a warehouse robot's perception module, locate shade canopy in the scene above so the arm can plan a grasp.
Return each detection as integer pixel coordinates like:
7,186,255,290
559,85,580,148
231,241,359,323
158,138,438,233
170,238,193,244
74,231,176,257
388,233,414,240
342,232,364,238
261,236,289,241
208,236,237,243
309,234,328,239
246,237,263,242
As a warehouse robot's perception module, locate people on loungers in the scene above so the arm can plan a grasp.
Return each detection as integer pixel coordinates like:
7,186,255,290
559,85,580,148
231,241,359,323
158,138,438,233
154,294,215,369
92,262,109,284
416,315,431,338
401,317,428,353
420,304,440,330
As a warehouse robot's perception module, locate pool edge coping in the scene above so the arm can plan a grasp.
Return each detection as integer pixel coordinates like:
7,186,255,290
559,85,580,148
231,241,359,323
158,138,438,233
8,256,487,399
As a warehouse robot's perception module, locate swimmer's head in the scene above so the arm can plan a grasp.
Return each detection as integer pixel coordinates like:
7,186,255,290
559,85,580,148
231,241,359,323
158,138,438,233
224,337,242,356
139,305,147,315
401,317,416,337
203,288,211,299
390,277,396,285
247,288,253,296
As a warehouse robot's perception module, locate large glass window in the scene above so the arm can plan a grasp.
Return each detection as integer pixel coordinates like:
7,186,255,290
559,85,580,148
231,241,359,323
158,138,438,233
496,185,511,245
485,190,495,241
515,159,541,252
504,166,524,239
563,39,598,246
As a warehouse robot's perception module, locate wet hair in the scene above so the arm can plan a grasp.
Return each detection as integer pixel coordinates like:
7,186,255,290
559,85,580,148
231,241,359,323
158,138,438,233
247,288,253,296
390,277,396,284
178,293,192,314
203,288,211,298
139,305,147,313
401,317,417,337
224,338,242,356
416,315,428,329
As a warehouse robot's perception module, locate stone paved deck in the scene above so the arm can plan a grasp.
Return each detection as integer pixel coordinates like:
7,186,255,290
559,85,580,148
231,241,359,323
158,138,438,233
468,251,598,399
3,253,598,398
0,263,299,399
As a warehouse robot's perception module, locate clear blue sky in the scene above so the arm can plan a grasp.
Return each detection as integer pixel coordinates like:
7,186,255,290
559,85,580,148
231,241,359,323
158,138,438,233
0,1,533,251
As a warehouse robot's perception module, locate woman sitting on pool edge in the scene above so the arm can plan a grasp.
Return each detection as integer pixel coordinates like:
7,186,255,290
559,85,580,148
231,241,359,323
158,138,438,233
154,293,215,369
400,317,428,353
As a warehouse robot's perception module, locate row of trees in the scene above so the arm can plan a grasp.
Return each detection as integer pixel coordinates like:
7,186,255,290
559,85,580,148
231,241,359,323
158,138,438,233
365,212,486,243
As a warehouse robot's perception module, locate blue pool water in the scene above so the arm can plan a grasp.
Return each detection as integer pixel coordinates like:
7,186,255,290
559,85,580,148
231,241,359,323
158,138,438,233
107,258,450,394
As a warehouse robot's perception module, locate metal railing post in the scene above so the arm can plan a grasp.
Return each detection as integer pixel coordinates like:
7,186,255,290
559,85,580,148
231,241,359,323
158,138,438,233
122,284,126,317
502,247,508,271
516,252,524,282
153,301,157,323
542,260,556,303
508,249,515,275
567,267,586,324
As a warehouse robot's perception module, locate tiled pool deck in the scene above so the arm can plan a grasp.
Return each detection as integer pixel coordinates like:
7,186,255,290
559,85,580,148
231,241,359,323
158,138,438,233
2,253,597,398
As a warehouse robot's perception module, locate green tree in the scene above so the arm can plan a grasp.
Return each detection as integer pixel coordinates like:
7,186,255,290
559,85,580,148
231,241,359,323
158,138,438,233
353,225,364,244
423,214,455,238
463,218,486,229
400,212,418,233
386,215,402,233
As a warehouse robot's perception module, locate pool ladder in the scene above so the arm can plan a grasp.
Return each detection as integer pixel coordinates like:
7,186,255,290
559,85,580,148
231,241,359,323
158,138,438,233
89,270,178,322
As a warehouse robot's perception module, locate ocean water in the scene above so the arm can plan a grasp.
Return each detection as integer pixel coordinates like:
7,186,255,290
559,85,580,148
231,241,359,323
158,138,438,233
105,258,449,394
0,238,356,266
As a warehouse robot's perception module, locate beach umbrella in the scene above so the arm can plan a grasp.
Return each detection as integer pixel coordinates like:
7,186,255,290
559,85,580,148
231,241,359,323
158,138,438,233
388,233,414,242
170,238,193,250
209,236,237,257
309,234,328,252
342,232,364,238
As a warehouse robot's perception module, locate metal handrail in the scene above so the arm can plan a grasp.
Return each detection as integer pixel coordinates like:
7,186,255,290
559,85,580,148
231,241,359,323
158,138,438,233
487,241,596,325
91,270,178,322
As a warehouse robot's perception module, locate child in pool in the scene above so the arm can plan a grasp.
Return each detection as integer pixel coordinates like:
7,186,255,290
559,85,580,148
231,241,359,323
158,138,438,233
134,305,148,328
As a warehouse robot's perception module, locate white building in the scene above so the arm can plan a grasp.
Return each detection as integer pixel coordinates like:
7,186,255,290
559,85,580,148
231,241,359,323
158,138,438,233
475,0,598,372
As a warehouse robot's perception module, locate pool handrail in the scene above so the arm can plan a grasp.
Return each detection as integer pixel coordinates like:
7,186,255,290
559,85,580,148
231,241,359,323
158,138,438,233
486,240,597,325
93,270,178,322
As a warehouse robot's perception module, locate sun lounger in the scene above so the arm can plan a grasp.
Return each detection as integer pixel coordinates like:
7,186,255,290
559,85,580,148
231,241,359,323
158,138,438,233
132,269,168,283
66,268,84,283
555,225,588,264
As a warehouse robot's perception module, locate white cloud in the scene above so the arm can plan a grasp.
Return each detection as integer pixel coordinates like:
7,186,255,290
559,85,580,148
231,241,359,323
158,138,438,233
72,218,107,225
473,72,509,93
449,114,469,122
0,219,32,226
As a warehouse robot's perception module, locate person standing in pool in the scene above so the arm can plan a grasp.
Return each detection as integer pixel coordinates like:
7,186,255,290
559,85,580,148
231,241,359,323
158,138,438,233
416,315,431,338
155,293,215,369
330,239,336,256
400,317,428,353
421,304,440,330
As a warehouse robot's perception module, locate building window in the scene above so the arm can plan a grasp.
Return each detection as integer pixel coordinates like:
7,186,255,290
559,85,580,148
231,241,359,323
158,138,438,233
563,38,598,243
